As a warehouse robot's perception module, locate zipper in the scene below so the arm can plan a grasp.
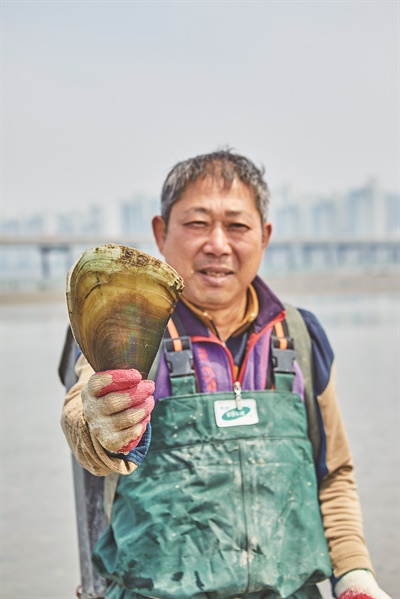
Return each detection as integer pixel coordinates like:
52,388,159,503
237,310,286,385
191,334,237,382
234,381,243,410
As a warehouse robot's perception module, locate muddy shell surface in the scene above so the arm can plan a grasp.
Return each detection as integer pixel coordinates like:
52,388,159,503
66,244,184,377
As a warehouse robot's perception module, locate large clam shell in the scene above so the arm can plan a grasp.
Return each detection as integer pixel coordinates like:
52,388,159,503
66,244,184,377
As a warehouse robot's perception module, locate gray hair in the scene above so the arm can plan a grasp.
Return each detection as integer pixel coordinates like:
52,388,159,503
160,149,270,228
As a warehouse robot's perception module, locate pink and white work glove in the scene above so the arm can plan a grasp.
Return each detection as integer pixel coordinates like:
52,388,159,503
82,369,155,454
334,570,391,599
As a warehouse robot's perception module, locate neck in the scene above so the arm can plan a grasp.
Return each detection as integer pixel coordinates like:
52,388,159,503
209,306,246,342
182,295,248,342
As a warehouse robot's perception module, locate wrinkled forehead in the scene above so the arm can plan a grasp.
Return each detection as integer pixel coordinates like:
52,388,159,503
170,176,260,222
179,174,255,203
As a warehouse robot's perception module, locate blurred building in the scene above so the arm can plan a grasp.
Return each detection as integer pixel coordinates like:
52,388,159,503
1,213,46,235
270,179,399,240
55,205,104,236
1,205,105,236
119,195,160,255
120,195,159,237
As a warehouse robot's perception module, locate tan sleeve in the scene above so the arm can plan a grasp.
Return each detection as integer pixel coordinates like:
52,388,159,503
60,354,138,476
318,362,374,577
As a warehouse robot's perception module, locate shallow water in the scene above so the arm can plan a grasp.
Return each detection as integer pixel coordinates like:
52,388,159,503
1,292,399,598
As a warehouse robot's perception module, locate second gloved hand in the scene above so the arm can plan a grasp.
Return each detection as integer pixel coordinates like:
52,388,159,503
82,369,155,454
334,570,391,599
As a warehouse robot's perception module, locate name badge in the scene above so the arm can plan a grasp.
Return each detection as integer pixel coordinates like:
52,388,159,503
214,399,259,428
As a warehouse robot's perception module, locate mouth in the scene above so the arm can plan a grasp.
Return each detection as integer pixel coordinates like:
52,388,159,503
197,267,234,278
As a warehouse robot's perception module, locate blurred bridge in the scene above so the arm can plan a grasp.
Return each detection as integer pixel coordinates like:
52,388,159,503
0,235,399,281
0,235,154,280
263,237,399,271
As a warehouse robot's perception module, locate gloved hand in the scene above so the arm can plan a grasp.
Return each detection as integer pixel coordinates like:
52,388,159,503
334,569,391,599
82,369,155,454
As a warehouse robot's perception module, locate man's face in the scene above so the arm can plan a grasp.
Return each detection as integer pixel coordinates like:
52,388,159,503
153,177,272,315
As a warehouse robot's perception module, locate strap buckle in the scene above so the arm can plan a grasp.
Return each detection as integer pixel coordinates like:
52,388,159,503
271,336,296,374
164,336,194,377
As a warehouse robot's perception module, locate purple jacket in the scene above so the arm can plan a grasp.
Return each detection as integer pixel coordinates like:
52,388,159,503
154,276,306,402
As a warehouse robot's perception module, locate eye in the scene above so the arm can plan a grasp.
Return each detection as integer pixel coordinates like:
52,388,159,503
184,220,208,229
229,222,250,231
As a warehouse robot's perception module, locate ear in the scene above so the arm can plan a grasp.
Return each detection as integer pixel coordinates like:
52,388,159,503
152,216,167,254
262,221,272,250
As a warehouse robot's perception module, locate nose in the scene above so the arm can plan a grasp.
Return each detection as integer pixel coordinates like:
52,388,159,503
203,224,231,256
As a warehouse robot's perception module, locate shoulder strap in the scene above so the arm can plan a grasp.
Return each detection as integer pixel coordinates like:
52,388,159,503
164,320,196,395
58,326,79,390
104,473,120,525
284,304,321,461
270,321,296,393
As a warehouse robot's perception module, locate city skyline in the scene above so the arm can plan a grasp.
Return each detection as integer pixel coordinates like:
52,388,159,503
2,176,398,240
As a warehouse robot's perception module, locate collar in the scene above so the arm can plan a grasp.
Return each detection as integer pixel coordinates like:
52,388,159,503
173,275,285,338
180,284,259,339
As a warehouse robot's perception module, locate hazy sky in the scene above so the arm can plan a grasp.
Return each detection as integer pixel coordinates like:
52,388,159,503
2,1,398,219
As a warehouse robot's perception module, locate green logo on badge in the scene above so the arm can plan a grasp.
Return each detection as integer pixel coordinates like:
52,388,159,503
222,407,251,421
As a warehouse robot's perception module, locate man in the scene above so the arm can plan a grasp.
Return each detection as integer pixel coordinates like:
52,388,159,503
61,150,390,599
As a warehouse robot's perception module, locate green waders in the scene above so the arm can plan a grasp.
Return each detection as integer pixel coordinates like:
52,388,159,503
93,369,332,599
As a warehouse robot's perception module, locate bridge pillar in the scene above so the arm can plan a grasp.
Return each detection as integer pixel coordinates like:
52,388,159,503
40,247,51,280
39,245,72,284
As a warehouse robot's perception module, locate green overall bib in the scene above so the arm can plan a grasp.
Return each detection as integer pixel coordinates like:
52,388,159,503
93,368,332,599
